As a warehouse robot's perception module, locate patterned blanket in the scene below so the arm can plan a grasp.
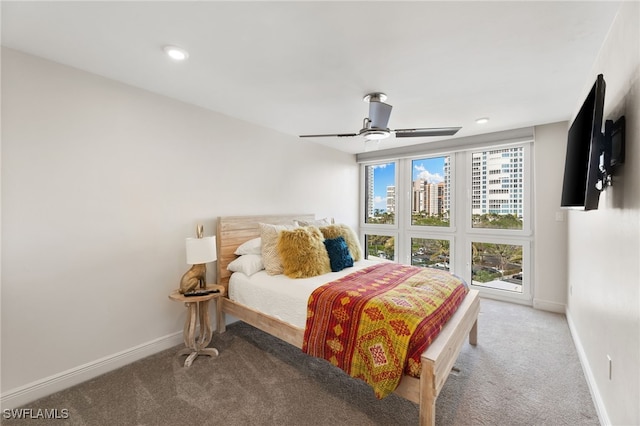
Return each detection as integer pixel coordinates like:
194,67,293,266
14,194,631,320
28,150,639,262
302,262,469,398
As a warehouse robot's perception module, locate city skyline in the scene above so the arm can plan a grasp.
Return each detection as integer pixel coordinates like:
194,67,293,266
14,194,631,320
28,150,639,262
369,150,524,219
370,158,446,212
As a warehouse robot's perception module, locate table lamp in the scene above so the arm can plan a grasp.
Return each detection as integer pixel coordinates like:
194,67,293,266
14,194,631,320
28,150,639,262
179,225,217,294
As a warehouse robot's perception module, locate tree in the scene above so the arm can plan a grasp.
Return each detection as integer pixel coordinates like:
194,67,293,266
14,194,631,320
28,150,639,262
366,235,395,260
473,269,501,283
472,242,488,265
472,213,522,230
428,239,450,264
369,211,394,225
384,237,395,260
483,244,522,274
411,213,449,227
492,244,522,272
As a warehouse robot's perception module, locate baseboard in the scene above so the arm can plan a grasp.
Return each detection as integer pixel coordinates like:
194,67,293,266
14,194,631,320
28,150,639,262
1,332,183,410
532,298,566,313
566,308,610,425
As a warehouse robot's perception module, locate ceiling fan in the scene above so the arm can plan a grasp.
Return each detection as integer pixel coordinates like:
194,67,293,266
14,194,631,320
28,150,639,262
299,92,461,141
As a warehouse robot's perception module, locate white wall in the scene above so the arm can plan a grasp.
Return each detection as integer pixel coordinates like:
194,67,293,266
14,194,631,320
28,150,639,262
0,48,359,406
532,122,569,313
565,2,640,425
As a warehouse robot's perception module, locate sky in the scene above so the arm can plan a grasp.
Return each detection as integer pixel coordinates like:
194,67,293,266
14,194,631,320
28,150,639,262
371,157,446,211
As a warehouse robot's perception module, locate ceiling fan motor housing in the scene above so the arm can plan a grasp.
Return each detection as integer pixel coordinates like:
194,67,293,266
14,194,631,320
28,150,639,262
359,127,391,140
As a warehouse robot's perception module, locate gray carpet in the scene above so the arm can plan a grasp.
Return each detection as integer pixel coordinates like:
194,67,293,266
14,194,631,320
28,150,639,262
4,298,599,425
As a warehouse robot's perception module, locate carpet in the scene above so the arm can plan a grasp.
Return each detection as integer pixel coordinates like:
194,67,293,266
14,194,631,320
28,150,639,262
3,298,599,425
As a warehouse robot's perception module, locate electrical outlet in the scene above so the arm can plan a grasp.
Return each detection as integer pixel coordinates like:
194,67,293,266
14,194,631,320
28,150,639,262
607,355,612,380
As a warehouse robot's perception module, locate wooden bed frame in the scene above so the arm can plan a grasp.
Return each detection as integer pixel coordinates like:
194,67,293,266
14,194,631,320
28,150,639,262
216,214,480,426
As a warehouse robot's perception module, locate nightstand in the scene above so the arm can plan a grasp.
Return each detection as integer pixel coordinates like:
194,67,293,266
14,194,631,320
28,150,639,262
168,284,226,367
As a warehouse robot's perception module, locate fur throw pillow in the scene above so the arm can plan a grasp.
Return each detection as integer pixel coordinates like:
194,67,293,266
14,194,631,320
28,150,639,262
277,227,331,278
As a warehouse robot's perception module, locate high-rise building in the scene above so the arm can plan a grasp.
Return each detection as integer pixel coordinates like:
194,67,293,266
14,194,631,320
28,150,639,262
386,185,396,214
366,166,375,218
472,147,524,217
443,157,451,219
412,179,426,213
424,182,438,215
411,180,445,216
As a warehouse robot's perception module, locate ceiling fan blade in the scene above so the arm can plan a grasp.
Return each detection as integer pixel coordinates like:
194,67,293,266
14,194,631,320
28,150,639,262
393,127,461,138
369,101,393,129
299,133,358,138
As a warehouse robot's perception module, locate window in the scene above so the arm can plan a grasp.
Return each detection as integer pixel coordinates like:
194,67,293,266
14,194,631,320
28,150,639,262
365,234,395,261
464,145,531,296
364,162,396,225
362,161,397,262
411,156,450,227
360,140,533,303
411,237,450,271
471,147,525,230
471,242,523,293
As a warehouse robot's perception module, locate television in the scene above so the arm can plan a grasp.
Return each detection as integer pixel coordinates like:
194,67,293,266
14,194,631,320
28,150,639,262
561,74,606,210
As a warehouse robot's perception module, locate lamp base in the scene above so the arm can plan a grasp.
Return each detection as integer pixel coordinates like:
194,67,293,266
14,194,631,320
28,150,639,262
179,263,206,294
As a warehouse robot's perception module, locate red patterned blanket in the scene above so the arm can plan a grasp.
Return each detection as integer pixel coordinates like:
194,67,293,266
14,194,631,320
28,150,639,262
302,262,468,398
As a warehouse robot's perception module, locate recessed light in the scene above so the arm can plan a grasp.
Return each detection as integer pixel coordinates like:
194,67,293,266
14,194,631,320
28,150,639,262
475,117,490,124
163,45,189,61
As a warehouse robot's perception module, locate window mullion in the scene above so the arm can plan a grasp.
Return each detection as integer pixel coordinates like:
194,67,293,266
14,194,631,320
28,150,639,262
397,158,411,264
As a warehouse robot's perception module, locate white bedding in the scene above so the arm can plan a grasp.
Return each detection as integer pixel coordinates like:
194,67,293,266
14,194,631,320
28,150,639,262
229,259,380,328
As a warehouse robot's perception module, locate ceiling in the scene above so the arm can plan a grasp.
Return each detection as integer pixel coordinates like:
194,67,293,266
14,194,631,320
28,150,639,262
1,1,622,154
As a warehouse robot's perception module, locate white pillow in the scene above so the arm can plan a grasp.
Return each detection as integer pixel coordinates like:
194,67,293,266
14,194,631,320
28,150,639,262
234,237,262,255
259,223,294,275
227,254,264,276
293,217,333,227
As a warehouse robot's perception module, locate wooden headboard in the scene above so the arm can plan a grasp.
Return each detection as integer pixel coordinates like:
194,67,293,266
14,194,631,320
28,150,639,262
216,214,315,292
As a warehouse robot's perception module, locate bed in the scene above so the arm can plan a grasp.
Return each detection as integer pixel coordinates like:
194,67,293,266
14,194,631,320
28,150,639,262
216,214,480,426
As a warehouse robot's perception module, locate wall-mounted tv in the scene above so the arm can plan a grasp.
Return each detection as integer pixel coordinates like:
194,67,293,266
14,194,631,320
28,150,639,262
561,74,606,210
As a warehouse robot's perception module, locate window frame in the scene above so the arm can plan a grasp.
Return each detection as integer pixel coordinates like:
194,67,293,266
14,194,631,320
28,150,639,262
359,138,534,305
464,143,533,238
465,236,532,302
362,231,398,263
360,160,399,231
407,233,456,274
406,153,457,234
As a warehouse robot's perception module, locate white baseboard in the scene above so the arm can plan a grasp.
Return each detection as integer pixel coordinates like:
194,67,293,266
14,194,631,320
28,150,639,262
566,308,610,425
1,332,183,410
532,298,566,313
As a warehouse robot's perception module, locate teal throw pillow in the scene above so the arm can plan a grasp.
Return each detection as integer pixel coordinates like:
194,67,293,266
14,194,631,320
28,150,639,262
323,236,354,272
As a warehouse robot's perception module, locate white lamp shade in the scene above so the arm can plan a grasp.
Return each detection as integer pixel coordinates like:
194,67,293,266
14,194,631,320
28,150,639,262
186,236,217,264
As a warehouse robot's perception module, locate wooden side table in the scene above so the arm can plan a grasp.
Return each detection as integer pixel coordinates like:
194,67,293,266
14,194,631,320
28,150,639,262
168,284,225,367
